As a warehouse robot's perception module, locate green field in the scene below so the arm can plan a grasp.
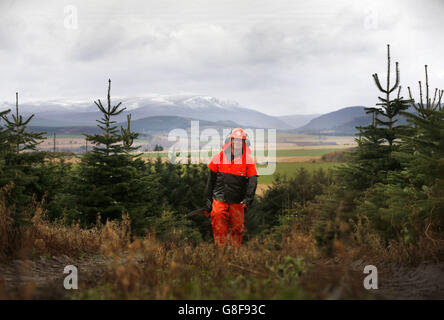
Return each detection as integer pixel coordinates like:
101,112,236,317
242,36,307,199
257,162,340,184
140,148,345,185
44,134,85,139
141,148,350,158
43,134,152,143
142,152,169,157
264,148,349,157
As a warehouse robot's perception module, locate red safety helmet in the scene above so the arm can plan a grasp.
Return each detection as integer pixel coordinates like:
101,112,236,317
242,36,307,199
230,128,247,140
224,128,251,146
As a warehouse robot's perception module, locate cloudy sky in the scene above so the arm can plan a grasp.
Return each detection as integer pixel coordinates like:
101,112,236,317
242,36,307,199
0,0,443,116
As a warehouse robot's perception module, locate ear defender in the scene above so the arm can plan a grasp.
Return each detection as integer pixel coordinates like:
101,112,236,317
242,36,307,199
245,134,251,147
224,129,232,145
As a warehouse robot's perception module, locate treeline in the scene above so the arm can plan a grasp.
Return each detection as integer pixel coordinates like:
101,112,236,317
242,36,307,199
307,46,444,253
1,45,443,254
0,79,337,247
240,45,444,253
0,80,212,246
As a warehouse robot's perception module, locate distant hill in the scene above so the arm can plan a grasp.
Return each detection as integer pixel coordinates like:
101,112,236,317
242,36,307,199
29,116,245,136
295,105,417,135
9,97,421,137
29,126,100,135
122,116,245,134
277,114,321,128
2,95,293,129
297,106,367,132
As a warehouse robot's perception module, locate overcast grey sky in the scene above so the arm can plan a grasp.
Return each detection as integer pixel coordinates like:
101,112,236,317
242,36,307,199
0,0,443,116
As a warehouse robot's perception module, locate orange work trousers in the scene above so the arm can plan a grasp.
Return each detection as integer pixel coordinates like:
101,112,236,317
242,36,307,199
210,199,245,247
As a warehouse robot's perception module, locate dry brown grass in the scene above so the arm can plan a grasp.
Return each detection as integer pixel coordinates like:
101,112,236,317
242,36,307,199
76,226,318,299
140,156,170,163
255,184,271,197
88,221,408,299
0,183,26,260
1,179,442,300
274,156,322,163
350,234,444,266
1,205,442,300
52,157,80,164
0,183,132,261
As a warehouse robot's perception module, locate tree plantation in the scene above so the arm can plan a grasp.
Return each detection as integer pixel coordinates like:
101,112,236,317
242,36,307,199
0,45,443,300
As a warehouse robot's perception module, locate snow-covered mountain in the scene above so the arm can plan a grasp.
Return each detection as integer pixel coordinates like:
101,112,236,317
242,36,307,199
0,95,293,129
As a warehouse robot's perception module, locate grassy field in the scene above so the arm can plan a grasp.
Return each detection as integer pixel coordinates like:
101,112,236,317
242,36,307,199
43,133,349,188
262,148,348,157
257,162,340,184
141,147,351,158
138,147,346,185
45,146,345,186
142,151,169,157
38,131,356,157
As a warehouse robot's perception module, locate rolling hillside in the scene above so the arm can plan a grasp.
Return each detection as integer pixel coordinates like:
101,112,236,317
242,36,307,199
29,116,245,135
294,105,417,135
1,95,292,129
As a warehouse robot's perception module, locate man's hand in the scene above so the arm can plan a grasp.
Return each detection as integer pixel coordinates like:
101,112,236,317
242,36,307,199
240,200,248,209
243,175,257,210
205,198,213,212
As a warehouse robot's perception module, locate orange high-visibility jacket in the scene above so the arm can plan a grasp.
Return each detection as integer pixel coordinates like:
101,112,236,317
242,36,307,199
206,138,258,205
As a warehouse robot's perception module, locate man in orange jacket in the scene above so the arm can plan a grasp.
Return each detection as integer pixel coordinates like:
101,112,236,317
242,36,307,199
205,128,258,247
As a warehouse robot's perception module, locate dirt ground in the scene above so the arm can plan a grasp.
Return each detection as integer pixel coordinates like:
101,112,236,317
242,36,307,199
348,259,444,299
0,255,109,299
1,255,443,299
